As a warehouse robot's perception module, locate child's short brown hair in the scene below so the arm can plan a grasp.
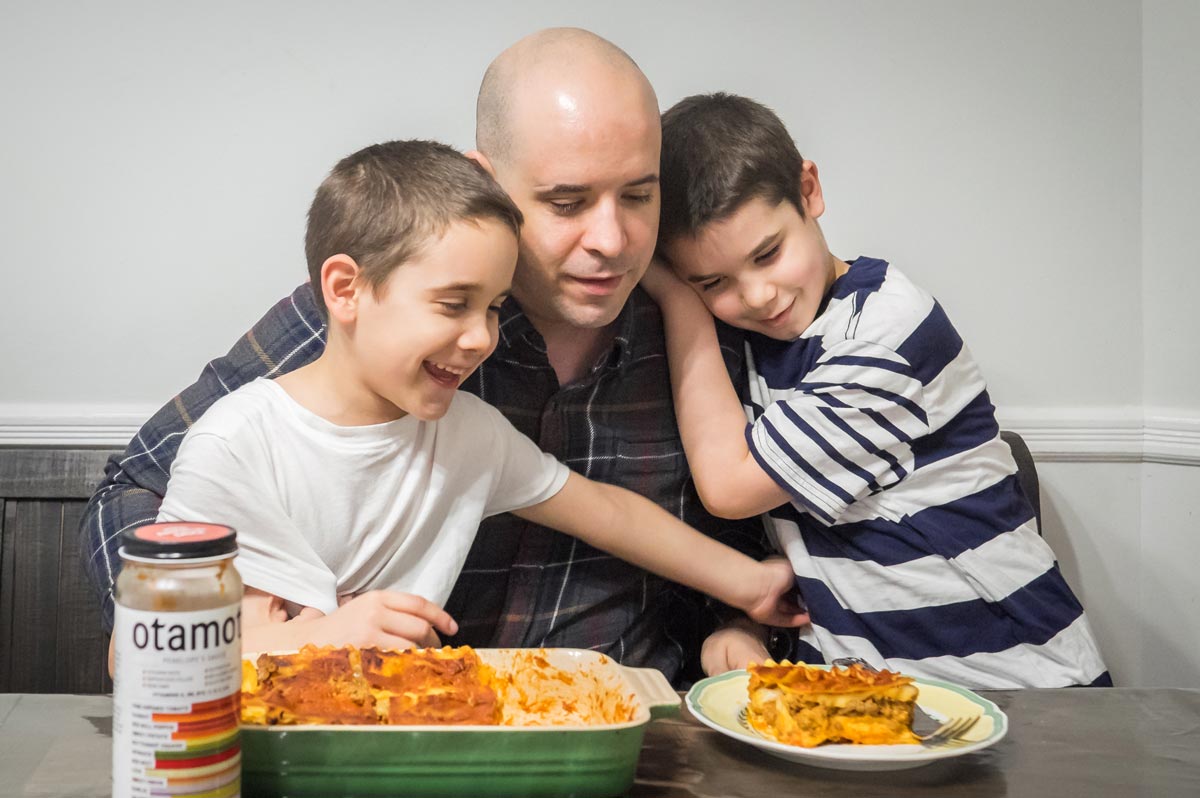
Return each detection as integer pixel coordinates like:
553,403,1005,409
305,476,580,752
658,93,803,245
305,140,523,314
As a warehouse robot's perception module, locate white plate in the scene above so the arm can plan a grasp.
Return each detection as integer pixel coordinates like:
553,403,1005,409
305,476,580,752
685,669,1007,771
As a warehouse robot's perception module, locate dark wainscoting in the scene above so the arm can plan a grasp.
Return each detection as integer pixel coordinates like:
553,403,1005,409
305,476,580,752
0,448,117,694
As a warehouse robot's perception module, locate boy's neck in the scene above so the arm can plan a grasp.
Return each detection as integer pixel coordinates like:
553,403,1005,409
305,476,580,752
830,254,852,286
275,340,406,427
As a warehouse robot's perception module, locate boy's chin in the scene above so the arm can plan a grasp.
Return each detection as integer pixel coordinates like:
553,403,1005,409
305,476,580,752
757,328,803,342
408,405,452,423
721,317,801,342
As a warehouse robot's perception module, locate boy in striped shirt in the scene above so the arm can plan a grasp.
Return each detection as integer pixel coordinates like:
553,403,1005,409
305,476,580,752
643,93,1110,688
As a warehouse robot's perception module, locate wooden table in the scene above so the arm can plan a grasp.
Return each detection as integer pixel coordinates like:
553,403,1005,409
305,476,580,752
2,688,1198,796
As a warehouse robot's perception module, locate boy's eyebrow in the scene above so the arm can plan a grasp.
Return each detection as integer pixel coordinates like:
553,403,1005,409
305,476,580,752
431,282,513,300
747,232,780,260
431,281,488,293
682,232,782,284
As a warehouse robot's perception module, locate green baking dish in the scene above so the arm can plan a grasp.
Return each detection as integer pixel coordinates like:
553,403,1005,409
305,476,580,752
240,647,681,797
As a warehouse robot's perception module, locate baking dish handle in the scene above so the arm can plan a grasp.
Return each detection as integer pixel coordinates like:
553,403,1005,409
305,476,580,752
620,665,681,719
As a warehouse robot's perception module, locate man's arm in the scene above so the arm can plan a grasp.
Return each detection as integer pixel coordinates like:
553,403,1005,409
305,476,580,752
79,283,327,630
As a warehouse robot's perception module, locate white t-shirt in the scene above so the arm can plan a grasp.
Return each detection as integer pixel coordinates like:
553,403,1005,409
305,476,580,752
157,378,569,614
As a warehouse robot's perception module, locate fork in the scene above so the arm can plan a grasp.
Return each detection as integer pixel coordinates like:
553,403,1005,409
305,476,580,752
736,705,981,746
917,714,980,747
828,657,980,746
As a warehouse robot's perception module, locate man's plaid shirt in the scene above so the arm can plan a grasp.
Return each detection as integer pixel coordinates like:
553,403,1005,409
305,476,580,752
81,283,769,683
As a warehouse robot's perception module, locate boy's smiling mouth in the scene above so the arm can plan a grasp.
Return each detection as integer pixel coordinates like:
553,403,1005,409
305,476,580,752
423,360,468,388
758,299,794,329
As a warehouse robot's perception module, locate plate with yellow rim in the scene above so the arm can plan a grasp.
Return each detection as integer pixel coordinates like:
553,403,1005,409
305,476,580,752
685,669,1007,771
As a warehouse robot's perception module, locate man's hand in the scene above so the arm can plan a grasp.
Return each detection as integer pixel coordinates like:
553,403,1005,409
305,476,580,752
702,618,771,676
744,557,809,627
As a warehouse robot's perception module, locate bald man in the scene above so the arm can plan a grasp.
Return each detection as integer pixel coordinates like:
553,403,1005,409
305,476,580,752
81,29,776,683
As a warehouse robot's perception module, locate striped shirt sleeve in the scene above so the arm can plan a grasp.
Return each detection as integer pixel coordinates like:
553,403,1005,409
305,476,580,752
747,338,929,525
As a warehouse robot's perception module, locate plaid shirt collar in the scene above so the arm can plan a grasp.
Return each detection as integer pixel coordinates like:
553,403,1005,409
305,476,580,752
496,288,653,377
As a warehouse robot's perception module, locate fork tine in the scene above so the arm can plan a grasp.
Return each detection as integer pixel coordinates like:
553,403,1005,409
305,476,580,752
923,720,952,744
921,714,981,746
941,716,975,741
951,715,980,738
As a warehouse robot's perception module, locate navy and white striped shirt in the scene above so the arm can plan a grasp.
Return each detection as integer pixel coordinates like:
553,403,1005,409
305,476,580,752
746,257,1109,688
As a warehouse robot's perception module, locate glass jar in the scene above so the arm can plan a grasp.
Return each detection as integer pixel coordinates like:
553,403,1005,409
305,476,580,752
112,522,243,798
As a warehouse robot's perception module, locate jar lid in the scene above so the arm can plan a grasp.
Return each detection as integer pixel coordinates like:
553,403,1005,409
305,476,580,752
120,522,237,560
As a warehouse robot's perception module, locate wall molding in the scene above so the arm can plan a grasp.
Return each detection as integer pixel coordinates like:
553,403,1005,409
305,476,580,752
995,407,1200,466
1,403,1198,465
0,404,160,447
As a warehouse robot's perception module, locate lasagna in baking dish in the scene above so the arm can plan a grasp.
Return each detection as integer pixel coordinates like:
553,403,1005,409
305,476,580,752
240,645,636,727
746,660,920,747
362,645,502,725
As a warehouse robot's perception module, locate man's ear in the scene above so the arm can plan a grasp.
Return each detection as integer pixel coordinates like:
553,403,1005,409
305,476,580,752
799,160,826,219
320,254,363,324
466,149,496,179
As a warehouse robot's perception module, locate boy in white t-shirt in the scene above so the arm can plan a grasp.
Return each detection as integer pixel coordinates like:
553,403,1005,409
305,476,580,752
153,140,806,656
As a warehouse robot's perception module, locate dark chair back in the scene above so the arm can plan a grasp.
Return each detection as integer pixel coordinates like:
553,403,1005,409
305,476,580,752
1000,430,1041,535
0,448,116,694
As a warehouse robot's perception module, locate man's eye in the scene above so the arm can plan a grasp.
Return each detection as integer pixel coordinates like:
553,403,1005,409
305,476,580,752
549,199,583,215
624,193,654,204
754,245,780,264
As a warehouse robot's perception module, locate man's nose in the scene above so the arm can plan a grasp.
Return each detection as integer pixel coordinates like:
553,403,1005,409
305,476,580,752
580,199,627,260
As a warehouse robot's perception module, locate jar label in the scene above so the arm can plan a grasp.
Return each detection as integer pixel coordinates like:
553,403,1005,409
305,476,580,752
112,604,242,798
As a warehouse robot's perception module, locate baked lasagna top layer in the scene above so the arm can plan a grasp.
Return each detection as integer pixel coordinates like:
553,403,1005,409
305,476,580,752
362,646,501,725
240,645,636,727
746,659,920,747
241,645,377,725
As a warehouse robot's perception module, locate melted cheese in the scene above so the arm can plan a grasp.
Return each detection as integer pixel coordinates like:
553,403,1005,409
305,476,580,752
747,660,920,747
240,645,635,727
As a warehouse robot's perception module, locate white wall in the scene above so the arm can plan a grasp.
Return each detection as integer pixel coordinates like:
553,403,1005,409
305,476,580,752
1138,464,1200,686
1139,0,1200,688
1,1,1196,685
1038,462,1142,685
1143,0,1200,410
0,0,1145,410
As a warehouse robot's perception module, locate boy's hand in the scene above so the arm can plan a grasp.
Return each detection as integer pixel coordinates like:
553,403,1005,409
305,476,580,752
701,618,770,676
311,590,458,650
638,257,690,305
744,558,809,627
241,590,459,653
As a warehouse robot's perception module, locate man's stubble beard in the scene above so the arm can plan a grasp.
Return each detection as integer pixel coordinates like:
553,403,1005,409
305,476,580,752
511,249,638,334
514,279,630,335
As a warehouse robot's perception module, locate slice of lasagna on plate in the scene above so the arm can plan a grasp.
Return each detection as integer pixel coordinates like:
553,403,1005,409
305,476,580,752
746,660,920,747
